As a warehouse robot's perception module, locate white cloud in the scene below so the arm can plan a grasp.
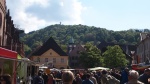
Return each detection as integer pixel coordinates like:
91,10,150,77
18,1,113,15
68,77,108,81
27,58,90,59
6,0,86,33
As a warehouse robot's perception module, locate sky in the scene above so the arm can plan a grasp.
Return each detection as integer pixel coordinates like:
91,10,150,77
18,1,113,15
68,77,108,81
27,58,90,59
6,0,150,33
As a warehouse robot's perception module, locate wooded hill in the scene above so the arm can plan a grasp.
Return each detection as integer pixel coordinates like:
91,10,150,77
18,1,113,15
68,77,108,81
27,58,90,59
20,24,150,56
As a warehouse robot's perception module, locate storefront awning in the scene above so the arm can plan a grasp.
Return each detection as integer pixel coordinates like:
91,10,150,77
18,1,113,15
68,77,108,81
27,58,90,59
0,47,17,59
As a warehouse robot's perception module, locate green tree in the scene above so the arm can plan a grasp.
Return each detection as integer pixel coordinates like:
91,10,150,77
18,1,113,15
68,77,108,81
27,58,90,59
24,44,32,56
119,39,126,44
102,45,128,68
60,45,67,52
79,43,103,68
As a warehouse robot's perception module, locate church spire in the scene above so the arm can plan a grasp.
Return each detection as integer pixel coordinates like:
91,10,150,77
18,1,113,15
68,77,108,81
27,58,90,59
69,37,74,44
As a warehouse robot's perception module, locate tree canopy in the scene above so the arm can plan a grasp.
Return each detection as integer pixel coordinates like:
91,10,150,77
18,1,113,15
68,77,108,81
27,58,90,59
79,43,103,68
20,24,150,55
102,45,128,68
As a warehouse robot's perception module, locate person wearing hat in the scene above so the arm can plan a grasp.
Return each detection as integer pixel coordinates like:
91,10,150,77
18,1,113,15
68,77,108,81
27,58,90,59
138,68,150,84
101,70,120,84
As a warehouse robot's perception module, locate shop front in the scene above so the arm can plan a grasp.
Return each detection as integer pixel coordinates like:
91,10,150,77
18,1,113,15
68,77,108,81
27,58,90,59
0,47,17,84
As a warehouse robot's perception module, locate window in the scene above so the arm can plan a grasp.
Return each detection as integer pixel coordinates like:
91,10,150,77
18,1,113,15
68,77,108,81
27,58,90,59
61,58,64,63
53,58,56,63
37,57,40,62
45,58,48,62
50,52,52,55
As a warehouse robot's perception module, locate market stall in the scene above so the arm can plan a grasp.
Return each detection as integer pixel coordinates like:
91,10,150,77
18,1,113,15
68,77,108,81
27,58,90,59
0,47,17,84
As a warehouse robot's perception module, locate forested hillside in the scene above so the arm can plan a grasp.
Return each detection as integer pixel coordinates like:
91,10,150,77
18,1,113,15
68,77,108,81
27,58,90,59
20,24,150,56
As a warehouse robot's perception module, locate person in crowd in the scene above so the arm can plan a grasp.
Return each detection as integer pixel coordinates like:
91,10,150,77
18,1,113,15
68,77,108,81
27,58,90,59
120,68,129,84
125,70,143,84
27,74,32,84
72,78,77,84
90,73,98,84
82,73,94,84
75,74,82,84
42,73,48,84
93,71,99,83
96,70,102,84
48,74,55,84
81,70,87,81
55,71,61,79
138,68,150,84
110,68,121,81
62,70,74,84
0,74,11,84
33,71,44,84
115,70,121,81
101,70,120,84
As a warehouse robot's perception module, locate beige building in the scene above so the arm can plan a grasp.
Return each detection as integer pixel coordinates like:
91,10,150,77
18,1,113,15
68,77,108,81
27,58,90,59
29,37,68,69
137,33,150,63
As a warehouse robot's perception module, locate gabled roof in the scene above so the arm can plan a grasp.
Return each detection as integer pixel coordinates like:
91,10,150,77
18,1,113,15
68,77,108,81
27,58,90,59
69,44,86,56
97,41,135,59
31,37,67,56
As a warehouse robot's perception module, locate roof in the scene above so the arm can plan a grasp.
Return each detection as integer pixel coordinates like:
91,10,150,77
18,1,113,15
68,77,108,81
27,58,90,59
31,37,67,56
97,41,135,59
137,36,150,47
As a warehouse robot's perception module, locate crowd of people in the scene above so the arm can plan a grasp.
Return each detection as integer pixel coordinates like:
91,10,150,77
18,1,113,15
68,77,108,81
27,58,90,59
1,67,150,84
0,74,11,84
29,67,150,84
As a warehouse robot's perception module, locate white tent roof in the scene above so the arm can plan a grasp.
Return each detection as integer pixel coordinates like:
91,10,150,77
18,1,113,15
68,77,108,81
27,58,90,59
88,67,109,71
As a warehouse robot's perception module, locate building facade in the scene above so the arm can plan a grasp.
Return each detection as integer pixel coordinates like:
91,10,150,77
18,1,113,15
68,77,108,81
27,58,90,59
67,37,86,68
29,37,68,69
137,33,150,63
68,44,85,68
0,0,6,46
0,0,24,56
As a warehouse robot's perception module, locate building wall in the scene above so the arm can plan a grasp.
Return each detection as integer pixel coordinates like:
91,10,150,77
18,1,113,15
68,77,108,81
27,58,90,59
69,44,85,68
32,49,68,69
0,0,6,46
137,38,150,63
